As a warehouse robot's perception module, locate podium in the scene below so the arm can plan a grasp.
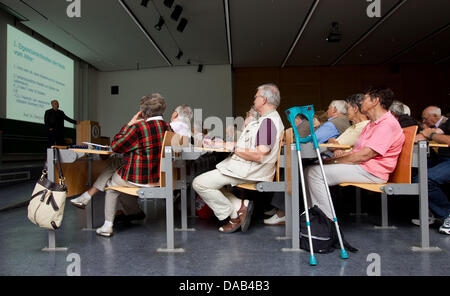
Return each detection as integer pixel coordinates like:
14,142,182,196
76,120,109,145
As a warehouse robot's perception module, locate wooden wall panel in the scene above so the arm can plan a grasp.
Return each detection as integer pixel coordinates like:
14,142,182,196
233,64,450,126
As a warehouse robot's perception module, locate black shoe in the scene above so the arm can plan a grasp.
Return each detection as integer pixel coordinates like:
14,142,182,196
114,211,146,224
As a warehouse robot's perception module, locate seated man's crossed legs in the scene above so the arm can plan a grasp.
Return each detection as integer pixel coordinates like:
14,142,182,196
192,169,254,233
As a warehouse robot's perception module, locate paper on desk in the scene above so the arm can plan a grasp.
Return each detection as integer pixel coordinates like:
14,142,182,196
82,142,111,149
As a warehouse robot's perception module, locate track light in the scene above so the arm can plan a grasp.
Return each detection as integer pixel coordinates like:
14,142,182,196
326,22,342,43
154,16,165,31
197,64,203,73
141,0,150,7
177,18,188,32
170,5,183,21
163,0,174,8
176,50,183,60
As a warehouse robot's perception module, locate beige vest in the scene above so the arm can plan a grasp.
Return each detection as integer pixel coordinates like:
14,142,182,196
329,115,351,134
216,110,285,182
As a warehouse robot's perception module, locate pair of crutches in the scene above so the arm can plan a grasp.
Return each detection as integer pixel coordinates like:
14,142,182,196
285,105,348,266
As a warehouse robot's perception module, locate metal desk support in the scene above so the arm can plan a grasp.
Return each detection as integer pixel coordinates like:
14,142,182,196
42,148,68,252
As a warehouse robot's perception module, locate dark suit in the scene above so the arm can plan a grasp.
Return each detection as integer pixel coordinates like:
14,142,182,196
44,108,77,147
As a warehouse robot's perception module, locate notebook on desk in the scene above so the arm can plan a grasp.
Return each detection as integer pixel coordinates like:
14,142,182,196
82,142,112,152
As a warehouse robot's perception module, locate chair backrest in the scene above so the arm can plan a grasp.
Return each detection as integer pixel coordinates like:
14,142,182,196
388,126,418,184
159,131,177,187
275,130,285,182
284,128,294,195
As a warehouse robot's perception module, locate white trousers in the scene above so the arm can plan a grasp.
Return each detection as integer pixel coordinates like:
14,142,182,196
305,164,385,219
192,169,250,221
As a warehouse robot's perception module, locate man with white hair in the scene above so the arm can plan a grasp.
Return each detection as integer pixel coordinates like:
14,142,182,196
170,104,193,137
421,106,448,129
389,100,419,129
314,100,351,143
193,84,284,234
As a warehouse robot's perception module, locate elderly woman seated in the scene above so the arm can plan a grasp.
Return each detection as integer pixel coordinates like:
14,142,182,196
327,93,370,157
305,86,405,220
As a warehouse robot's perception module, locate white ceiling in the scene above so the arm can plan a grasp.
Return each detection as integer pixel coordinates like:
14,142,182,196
1,0,449,71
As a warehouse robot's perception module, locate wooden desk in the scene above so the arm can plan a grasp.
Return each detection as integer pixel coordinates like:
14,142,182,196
319,143,352,149
429,141,449,148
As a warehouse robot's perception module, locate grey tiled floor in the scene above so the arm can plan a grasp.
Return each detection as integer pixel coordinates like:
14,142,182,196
0,183,449,276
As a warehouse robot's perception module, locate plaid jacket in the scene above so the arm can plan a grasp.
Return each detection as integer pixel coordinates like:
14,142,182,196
111,118,172,184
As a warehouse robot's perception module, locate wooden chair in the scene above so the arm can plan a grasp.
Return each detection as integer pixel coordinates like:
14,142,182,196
339,126,418,228
105,131,192,252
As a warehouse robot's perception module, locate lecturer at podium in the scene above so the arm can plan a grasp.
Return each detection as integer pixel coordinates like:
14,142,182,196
44,99,79,147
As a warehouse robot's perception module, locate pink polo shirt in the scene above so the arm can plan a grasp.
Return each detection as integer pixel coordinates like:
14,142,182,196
352,111,405,181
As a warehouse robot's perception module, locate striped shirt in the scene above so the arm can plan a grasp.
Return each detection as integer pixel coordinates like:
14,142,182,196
111,117,172,184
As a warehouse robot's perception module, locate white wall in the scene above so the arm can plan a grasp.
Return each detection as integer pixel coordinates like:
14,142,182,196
92,65,233,138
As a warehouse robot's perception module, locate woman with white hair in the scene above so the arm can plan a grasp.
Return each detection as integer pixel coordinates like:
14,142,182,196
170,104,193,137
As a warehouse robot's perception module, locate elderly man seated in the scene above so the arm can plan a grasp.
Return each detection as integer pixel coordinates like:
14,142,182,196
413,105,450,235
315,100,351,143
192,84,284,233
420,106,448,130
305,87,405,220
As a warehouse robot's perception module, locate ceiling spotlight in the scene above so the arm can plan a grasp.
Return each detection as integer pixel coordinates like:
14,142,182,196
154,16,165,31
163,0,174,8
177,18,188,33
170,5,183,21
176,50,183,60
141,0,150,7
326,22,342,43
197,64,203,73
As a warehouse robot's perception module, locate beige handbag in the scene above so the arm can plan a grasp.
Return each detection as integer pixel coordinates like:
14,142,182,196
28,148,67,230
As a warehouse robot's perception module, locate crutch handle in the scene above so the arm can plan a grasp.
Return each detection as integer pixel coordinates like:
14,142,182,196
285,105,319,150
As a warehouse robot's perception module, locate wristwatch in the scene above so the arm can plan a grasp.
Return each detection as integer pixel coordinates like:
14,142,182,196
429,132,436,140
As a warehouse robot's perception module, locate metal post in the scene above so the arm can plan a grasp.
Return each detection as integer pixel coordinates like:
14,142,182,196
158,147,184,253
411,141,440,252
175,163,195,232
418,141,430,249
42,149,68,252
282,143,302,252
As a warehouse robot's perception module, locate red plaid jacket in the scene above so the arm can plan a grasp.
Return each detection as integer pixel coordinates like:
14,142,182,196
111,118,172,184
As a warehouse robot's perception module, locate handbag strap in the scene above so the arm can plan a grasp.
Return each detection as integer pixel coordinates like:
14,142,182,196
53,148,65,181
42,148,65,183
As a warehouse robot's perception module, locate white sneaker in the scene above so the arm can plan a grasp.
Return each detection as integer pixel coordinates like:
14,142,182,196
439,215,450,235
264,208,277,216
70,194,91,209
96,225,113,237
411,211,436,226
264,213,286,225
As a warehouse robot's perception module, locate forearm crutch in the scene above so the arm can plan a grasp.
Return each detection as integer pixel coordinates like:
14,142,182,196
285,105,317,266
286,105,349,265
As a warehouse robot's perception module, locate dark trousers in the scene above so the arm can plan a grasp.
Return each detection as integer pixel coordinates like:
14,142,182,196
413,156,450,218
47,129,65,147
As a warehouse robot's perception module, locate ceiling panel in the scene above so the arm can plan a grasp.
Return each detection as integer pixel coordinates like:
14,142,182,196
1,0,449,70
286,0,399,66
229,0,314,67
338,0,450,65
392,25,450,64
125,0,229,67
